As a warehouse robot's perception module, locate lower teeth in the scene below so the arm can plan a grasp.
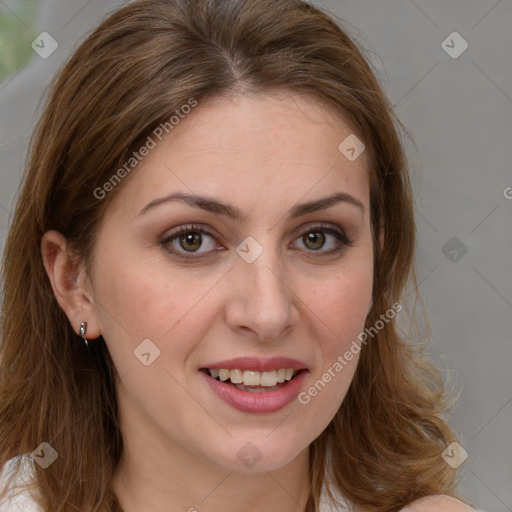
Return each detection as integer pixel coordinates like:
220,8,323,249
231,382,285,393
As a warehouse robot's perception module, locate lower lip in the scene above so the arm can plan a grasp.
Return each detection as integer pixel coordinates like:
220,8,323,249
201,370,307,414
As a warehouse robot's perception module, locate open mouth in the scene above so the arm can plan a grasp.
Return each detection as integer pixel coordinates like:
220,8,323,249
201,368,303,393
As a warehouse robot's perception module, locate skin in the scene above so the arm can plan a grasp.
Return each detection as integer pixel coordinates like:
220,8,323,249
41,90,473,512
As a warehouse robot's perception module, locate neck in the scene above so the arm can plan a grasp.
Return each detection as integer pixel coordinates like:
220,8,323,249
112,444,310,512
111,388,311,512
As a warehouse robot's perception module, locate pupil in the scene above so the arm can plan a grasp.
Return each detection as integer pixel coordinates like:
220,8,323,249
305,231,324,250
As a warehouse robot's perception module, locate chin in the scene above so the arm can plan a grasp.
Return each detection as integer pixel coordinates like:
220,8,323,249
198,433,310,473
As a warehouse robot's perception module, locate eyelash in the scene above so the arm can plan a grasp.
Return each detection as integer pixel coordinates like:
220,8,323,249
158,223,353,261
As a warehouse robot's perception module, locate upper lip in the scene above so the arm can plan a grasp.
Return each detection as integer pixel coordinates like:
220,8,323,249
201,357,308,372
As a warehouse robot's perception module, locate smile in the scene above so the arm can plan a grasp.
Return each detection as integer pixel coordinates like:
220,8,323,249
200,358,308,413
204,368,300,390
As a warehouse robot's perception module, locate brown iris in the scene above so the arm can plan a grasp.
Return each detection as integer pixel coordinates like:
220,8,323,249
303,231,325,250
179,231,202,252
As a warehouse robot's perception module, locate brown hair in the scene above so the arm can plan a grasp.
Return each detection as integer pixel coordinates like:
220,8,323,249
0,0,470,510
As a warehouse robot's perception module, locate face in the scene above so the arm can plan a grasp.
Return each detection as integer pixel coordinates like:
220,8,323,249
84,90,374,472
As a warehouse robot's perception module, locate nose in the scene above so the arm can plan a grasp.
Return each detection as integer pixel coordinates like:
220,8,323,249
224,247,298,342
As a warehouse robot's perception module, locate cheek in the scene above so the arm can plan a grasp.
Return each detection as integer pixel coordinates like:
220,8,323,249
90,245,215,366
302,258,373,401
295,268,372,425
310,265,373,343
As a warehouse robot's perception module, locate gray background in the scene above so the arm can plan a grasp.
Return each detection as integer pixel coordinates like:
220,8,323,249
0,1,511,511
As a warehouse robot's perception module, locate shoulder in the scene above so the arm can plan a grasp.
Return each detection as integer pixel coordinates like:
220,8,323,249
0,455,43,512
320,480,479,512
399,494,478,511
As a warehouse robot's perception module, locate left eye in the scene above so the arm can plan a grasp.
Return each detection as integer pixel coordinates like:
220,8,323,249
293,227,348,252
159,223,351,260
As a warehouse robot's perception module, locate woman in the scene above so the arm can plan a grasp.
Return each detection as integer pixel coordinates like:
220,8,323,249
0,0,479,510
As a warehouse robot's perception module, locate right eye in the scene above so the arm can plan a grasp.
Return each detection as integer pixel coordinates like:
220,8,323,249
159,224,223,260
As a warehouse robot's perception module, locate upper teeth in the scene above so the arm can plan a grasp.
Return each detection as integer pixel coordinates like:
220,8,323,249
209,368,297,386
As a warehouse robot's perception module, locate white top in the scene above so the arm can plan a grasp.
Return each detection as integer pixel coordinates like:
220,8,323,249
0,456,42,511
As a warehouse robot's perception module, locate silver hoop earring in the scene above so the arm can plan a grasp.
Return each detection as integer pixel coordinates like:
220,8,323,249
79,322,88,347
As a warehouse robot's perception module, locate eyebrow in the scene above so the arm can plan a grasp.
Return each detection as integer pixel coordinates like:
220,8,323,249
138,191,366,220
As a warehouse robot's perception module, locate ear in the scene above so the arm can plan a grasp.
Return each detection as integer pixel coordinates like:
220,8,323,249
41,230,102,340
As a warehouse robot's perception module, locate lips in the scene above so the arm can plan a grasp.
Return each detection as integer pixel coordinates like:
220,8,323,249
200,357,308,413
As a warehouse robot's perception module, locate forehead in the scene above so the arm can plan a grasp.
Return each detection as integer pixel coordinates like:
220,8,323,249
166,89,367,165
108,90,370,220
